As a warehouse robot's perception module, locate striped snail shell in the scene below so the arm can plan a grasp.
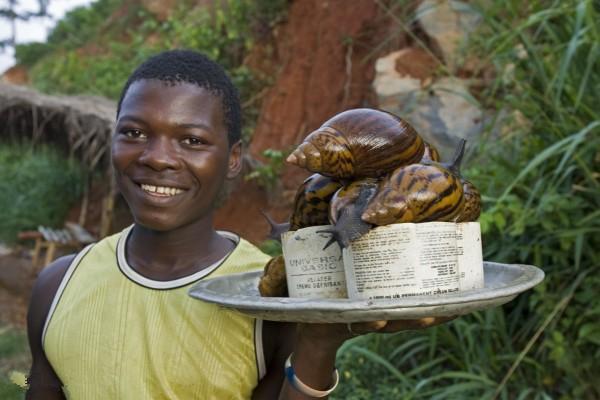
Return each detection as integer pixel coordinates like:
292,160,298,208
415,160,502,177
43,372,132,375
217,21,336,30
361,140,467,226
361,164,465,225
286,108,425,179
258,255,288,297
289,174,342,230
455,179,481,222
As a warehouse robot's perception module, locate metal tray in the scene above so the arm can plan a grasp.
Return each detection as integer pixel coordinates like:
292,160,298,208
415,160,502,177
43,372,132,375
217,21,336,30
188,262,544,323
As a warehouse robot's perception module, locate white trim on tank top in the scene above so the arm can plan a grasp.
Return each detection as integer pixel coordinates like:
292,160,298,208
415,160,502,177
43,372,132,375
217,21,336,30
42,243,95,348
116,224,240,290
255,319,266,379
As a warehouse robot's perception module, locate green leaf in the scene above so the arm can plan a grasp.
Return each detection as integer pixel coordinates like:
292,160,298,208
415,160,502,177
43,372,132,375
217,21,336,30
578,323,600,346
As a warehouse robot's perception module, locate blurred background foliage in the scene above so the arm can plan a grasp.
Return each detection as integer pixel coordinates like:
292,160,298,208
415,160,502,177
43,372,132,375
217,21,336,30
2,0,599,399
0,143,84,244
14,0,288,142
333,1,600,399
0,325,28,399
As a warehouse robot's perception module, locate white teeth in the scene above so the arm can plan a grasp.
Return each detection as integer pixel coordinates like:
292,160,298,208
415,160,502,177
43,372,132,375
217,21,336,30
140,184,183,196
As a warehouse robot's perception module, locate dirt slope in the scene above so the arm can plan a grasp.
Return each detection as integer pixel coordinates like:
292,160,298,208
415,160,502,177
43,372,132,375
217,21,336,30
215,0,405,244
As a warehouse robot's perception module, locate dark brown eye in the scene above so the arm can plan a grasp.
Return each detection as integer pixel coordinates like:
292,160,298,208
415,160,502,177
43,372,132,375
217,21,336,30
121,129,146,139
182,137,207,146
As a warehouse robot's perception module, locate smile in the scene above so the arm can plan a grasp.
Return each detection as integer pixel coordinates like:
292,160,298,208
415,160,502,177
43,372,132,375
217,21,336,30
140,183,185,197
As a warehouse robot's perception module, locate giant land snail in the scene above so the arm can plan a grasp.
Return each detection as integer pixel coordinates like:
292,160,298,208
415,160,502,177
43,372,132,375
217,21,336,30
362,140,467,226
258,110,482,297
289,174,342,231
286,108,425,179
281,109,481,248
325,139,481,248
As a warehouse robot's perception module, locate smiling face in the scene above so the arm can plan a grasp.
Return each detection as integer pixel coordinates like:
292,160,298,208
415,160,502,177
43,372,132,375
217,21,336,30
112,79,242,231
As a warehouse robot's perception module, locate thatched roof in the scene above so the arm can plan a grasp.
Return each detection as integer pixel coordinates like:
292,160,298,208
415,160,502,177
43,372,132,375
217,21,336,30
0,82,116,172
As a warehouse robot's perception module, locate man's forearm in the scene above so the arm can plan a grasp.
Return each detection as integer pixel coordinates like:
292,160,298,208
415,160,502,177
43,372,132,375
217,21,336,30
278,329,341,400
26,385,66,400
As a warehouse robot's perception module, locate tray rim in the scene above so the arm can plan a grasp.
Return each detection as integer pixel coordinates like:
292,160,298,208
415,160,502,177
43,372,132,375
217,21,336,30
188,261,544,312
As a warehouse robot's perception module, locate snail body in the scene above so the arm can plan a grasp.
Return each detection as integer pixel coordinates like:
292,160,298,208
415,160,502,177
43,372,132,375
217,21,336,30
421,141,441,162
286,108,425,179
289,174,342,230
261,210,290,242
318,178,379,249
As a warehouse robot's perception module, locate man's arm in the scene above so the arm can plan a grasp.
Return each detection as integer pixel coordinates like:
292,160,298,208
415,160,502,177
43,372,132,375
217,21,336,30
26,255,74,400
252,320,296,400
253,318,455,400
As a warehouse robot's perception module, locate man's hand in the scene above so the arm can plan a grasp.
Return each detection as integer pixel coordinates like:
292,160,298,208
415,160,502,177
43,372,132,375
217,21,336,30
297,316,457,347
278,316,456,399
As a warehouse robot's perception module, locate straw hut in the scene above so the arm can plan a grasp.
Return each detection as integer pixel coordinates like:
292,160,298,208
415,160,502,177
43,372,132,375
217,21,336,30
0,82,118,237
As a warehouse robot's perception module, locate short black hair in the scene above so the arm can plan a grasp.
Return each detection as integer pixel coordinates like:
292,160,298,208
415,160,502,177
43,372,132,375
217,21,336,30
116,49,241,146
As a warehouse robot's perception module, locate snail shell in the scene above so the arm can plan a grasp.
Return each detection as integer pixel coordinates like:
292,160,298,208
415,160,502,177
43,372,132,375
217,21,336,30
361,163,465,226
362,140,468,225
318,178,379,249
289,174,342,230
455,179,481,222
286,108,425,179
258,255,288,297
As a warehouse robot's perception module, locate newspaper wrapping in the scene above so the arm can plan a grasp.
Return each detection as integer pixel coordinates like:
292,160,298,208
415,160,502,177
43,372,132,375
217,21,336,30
282,222,483,299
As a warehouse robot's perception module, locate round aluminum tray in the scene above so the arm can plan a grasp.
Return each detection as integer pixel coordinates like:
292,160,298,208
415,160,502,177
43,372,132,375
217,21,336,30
188,262,544,323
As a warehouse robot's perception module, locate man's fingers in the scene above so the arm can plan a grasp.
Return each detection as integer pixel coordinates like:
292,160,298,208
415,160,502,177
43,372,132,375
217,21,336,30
376,316,457,333
347,320,388,335
345,316,457,335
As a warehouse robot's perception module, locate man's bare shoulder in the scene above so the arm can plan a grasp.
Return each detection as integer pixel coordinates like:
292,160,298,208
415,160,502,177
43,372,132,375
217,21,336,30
26,255,76,400
28,254,77,345
29,255,75,315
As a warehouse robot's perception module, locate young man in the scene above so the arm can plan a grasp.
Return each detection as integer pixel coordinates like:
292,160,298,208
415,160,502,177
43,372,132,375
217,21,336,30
26,50,452,399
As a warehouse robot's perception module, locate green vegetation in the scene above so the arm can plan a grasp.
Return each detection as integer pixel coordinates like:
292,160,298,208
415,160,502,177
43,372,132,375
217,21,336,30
332,1,600,399
245,149,288,190
7,0,598,398
16,0,288,143
258,239,282,257
0,325,28,399
0,143,84,243
14,0,120,66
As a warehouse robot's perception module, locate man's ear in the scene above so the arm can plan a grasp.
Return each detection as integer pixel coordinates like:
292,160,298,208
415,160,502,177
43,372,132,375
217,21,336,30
227,141,243,179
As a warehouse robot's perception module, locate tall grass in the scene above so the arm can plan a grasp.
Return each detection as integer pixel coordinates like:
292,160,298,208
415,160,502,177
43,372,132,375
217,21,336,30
332,1,600,399
0,325,28,399
0,143,84,243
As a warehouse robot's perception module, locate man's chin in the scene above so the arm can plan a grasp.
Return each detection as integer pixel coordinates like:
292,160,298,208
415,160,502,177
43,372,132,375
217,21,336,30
133,215,180,232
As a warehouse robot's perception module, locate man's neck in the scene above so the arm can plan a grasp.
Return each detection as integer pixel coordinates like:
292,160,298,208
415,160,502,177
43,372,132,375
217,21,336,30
125,217,235,281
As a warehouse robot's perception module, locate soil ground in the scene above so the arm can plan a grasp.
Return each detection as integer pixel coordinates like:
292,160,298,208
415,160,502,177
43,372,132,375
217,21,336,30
0,249,64,329
0,251,34,397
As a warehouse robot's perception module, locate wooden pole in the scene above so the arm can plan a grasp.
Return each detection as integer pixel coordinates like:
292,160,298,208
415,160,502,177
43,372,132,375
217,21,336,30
78,176,90,227
99,169,116,238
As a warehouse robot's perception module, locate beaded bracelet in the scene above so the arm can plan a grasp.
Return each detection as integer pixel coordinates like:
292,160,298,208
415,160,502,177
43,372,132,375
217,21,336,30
284,353,340,398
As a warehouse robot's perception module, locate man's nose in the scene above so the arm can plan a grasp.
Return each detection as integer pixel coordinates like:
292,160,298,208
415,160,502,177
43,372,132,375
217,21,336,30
138,136,181,171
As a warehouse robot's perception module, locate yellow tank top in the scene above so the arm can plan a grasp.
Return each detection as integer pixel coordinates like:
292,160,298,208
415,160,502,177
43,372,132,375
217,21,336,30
43,225,270,400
